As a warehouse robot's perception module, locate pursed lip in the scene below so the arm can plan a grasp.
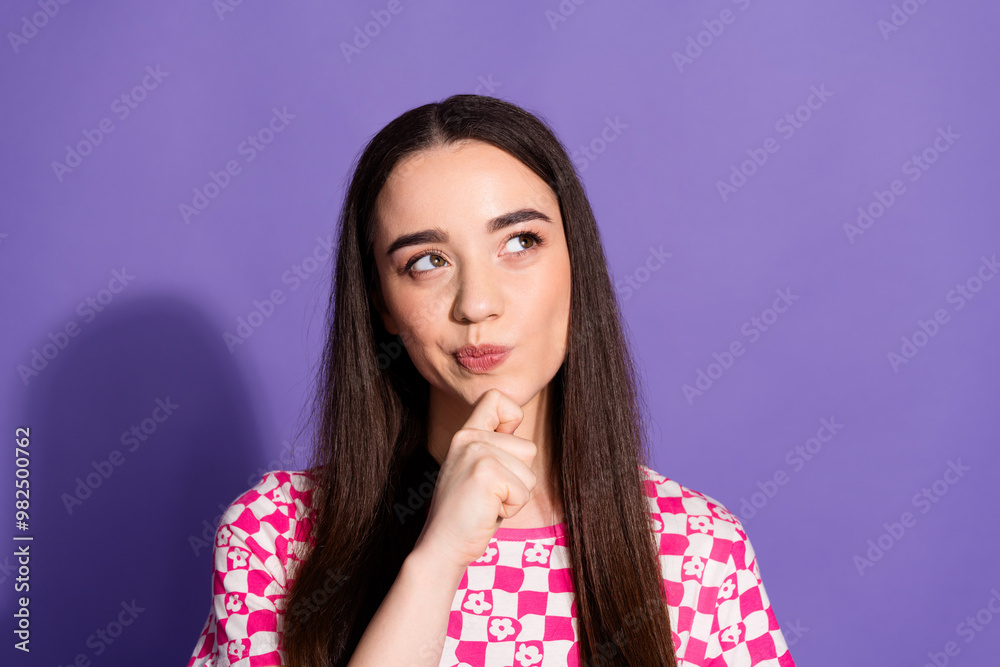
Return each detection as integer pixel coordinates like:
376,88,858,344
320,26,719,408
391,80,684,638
452,343,512,373
453,343,511,358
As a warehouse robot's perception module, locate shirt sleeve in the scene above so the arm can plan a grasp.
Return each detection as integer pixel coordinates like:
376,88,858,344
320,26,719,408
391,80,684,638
705,527,796,667
187,472,304,667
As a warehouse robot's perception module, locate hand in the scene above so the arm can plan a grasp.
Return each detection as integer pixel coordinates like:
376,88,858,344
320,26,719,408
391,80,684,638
412,388,538,571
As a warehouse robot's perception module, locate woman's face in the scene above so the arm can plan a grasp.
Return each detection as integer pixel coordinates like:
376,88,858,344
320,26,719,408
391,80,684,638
372,139,571,409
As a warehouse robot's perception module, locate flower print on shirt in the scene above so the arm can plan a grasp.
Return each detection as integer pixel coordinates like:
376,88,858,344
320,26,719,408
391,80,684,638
187,465,797,667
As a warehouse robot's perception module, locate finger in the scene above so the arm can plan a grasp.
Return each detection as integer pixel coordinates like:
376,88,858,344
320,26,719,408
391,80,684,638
491,466,532,519
478,443,537,493
450,428,537,468
460,430,537,469
463,388,523,434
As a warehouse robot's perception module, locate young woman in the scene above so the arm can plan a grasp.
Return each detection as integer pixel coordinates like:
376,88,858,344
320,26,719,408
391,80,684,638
187,95,797,667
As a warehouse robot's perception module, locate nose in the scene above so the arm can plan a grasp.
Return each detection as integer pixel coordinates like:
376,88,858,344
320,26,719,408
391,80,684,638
451,261,504,324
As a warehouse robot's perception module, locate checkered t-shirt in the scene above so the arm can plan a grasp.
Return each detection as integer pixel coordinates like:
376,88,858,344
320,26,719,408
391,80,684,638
186,465,796,666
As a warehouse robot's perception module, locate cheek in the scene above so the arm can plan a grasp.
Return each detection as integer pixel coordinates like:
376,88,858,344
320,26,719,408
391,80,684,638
389,288,451,351
543,256,572,317
519,261,571,343
548,261,572,352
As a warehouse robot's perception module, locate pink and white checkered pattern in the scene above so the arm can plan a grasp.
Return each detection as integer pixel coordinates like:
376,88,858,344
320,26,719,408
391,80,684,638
644,469,795,666
441,523,577,666
187,465,796,667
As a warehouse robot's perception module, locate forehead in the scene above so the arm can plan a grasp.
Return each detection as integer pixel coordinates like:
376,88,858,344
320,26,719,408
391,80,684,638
374,140,559,241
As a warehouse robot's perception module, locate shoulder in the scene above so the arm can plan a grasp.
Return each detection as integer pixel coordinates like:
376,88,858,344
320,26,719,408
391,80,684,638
213,469,319,583
638,463,757,575
637,466,792,661
219,469,317,531
638,463,744,530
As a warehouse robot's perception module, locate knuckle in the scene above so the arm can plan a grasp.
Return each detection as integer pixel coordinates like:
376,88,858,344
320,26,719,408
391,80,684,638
470,455,500,479
525,471,537,490
465,440,487,456
452,428,478,447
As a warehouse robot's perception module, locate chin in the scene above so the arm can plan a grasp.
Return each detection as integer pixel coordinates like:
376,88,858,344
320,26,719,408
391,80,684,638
462,375,549,408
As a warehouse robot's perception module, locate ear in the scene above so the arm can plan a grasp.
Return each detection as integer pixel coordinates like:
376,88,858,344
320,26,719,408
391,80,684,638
371,286,399,336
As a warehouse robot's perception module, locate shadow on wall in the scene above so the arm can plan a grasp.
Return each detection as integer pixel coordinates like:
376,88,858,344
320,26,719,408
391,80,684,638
2,295,280,666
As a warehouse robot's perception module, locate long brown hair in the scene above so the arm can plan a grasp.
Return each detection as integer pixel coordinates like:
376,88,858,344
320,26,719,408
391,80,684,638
283,94,677,666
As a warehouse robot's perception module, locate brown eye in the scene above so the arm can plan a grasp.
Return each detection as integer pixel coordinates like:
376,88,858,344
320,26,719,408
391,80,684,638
518,236,535,249
409,253,448,273
504,234,538,254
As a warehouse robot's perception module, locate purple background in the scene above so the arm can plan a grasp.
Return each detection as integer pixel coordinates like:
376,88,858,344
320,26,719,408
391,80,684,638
2,1,998,665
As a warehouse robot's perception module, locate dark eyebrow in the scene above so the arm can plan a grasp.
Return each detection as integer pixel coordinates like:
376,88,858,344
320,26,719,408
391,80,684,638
384,208,553,257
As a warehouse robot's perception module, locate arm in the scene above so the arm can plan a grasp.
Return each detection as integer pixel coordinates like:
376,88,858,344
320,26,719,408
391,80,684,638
208,504,290,665
188,473,303,667
708,531,796,666
346,543,468,667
